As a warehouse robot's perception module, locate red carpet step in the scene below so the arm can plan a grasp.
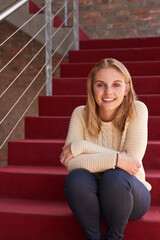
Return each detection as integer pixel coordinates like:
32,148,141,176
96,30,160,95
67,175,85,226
80,36,160,49
38,95,160,116
8,139,65,167
69,47,160,62
5,166,160,205
24,115,160,140
0,199,159,240
52,76,160,95
60,61,160,77
1,36,160,240
0,166,67,201
7,139,160,170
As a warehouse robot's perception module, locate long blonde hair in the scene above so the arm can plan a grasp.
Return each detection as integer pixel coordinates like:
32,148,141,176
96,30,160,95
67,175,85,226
85,58,137,137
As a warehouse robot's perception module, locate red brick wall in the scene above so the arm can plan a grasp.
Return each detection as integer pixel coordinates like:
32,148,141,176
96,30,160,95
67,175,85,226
78,0,160,39
0,20,67,166
31,0,160,39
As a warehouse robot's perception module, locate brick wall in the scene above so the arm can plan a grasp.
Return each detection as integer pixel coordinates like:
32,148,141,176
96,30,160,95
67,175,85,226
0,20,67,166
79,0,160,39
32,0,160,39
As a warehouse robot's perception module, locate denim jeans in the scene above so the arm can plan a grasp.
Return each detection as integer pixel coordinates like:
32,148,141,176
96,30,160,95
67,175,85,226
64,168,151,240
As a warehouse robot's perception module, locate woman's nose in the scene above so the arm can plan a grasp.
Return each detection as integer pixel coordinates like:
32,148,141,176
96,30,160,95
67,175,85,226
104,86,112,94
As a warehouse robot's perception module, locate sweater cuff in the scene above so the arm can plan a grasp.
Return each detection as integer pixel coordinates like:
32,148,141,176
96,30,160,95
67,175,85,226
71,141,81,157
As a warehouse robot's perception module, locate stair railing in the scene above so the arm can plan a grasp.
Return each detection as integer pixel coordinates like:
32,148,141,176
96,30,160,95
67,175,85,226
0,0,79,164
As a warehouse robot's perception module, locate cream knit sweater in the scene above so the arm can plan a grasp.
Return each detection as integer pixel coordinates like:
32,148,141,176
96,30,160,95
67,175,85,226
66,100,151,191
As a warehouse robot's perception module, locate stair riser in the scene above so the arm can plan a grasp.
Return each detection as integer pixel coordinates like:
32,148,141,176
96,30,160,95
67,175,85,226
0,210,159,240
69,48,160,63
0,172,67,201
25,117,70,140
39,96,87,117
8,141,160,170
147,176,160,206
144,143,160,169
0,170,158,206
60,62,160,77
25,116,160,141
80,37,160,49
53,77,160,95
8,141,64,167
3,169,158,206
0,212,83,240
39,95,160,117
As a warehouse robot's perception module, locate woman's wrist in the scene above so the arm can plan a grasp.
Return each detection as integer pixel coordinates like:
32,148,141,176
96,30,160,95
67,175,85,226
115,153,119,168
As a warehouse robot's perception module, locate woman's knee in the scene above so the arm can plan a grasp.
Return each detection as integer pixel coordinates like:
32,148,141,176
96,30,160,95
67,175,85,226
100,168,132,193
65,168,98,196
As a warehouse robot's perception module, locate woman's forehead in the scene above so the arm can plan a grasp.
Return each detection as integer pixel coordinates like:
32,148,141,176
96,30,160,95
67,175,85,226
94,67,126,82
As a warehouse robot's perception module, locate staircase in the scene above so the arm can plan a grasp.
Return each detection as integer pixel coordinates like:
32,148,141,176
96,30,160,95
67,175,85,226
1,36,160,240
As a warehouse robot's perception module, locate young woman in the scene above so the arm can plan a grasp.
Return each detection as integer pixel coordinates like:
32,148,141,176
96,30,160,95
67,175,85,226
60,58,151,240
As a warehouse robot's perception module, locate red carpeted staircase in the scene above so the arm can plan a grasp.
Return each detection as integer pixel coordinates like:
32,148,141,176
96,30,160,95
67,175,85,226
1,36,160,240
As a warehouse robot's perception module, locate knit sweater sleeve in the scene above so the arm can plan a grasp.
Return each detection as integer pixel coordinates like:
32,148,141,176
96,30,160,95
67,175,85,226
122,101,148,162
65,106,118,172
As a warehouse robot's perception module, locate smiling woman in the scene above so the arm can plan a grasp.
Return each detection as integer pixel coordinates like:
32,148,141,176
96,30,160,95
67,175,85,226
93,67,129,122
60,58,151,240
86,58,136,136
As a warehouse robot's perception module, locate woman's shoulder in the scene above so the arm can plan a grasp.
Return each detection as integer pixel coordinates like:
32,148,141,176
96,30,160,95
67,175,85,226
135,100,148,114
133,100,148,118
72,105,86,118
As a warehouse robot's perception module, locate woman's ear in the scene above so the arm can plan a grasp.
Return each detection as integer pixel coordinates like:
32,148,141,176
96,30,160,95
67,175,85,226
124,83,130,96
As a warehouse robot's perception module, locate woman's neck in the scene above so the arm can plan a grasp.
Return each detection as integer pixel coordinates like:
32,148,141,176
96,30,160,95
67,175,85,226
99,110,116,122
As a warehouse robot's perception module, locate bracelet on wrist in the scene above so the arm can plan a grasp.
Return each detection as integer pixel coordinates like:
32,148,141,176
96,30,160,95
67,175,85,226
115,153,119,168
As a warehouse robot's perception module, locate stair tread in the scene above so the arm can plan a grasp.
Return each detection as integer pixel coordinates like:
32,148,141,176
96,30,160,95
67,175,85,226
9,139,65,143
40,94,160,97
62,60,160,64
26,115,160,119
0,199,71,216
9,139,160,144
146,169,160,178
1,164,160,177
53,75,160,80
80,36,160,49
71,46,160,51
0,198,159,222
0,165,67,175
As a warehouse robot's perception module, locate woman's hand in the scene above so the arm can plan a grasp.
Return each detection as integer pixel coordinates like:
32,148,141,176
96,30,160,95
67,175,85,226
60,142,73,168
117,151,141,175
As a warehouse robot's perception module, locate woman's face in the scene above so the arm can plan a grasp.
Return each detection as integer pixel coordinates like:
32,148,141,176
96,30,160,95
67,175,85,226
93,67,129,121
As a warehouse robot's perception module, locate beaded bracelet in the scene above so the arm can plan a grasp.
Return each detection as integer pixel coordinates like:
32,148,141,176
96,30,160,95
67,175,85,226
115,153,119,168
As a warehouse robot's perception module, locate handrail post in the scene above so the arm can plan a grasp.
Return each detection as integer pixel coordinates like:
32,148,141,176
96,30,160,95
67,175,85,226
73,0,79,50
45,0,52,95
65,0,68,26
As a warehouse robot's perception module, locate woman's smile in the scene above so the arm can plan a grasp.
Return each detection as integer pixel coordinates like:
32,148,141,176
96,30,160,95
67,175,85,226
102,97,115,102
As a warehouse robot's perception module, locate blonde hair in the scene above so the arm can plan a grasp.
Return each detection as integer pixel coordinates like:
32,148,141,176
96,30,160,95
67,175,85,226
85,58,137,136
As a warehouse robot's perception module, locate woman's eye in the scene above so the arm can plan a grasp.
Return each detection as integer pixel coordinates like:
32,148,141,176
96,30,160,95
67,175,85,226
113,83,120,88
97,83,103,87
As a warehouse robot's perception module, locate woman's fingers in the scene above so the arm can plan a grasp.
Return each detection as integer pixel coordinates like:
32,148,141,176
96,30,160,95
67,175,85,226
60,143,73,167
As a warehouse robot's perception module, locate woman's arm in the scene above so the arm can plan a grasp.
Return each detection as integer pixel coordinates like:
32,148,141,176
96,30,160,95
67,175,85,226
67,151,117,173
122,101,148,163
65,106,119,157
61,106,119,171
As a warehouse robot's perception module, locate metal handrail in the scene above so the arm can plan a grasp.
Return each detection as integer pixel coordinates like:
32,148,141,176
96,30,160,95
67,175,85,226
0,3,47,47
0,0,79,160
0,0,28,21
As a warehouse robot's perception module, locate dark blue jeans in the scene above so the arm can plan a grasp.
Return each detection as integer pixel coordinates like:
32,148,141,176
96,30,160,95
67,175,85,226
65,168,151,240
